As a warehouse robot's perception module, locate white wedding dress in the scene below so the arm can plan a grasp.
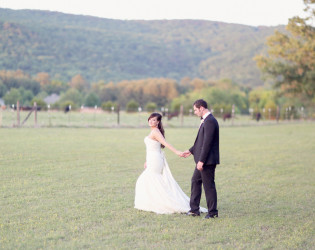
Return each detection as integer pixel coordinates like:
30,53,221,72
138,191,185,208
134,136,207,214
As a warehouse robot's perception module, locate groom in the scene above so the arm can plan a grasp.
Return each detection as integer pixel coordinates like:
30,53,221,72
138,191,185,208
182,99,220,219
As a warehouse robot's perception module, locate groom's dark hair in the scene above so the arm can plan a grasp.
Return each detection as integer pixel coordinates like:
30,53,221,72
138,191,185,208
194,99,208,109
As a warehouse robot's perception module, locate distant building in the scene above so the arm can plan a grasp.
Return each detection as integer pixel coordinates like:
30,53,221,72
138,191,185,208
44,94,60,104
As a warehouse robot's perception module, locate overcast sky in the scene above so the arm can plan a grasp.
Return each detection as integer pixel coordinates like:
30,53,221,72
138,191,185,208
0,0,307,26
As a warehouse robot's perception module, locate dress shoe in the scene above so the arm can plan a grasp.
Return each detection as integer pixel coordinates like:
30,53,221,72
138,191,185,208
186,211,200,217
204,213,218,219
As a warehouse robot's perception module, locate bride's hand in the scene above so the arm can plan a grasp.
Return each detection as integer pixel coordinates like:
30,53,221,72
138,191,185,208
144,162,147,169
176,150,183,157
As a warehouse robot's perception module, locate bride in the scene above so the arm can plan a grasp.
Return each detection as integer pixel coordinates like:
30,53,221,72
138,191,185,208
134,112,207,214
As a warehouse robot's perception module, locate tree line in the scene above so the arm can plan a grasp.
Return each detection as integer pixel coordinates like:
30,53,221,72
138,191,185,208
0,68,312,120
0,1,314,120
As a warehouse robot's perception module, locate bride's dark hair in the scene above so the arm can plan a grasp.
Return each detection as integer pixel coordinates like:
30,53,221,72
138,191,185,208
148,112,165,148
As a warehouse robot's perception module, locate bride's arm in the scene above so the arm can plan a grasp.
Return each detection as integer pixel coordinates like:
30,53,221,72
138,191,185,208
152,129,182,156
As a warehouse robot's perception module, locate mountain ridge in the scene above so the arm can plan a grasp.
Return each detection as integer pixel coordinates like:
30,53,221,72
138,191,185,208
0,8,284,86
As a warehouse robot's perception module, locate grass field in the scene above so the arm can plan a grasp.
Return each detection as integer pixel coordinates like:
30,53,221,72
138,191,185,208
0,123,314,249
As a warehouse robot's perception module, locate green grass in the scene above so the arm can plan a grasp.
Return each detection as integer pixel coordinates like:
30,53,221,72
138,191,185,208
0,124,314,249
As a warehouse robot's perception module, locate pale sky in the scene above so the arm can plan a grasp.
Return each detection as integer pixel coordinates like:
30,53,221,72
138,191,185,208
0,0,307,26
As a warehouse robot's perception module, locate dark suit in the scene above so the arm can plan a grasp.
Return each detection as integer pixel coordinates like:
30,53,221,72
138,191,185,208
189,113,219,215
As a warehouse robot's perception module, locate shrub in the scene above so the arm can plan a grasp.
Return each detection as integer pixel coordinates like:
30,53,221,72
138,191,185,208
84,93,100,107
264,100,277,119
126,100,139,113
145,102,157,112
3,88,22,106
211,104,233,117
101,101,117,112
60,101,76,111
31,97,47,111
281,105,299,120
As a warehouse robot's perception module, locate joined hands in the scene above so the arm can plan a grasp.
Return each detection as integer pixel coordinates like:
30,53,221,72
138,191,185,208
178,150,191,158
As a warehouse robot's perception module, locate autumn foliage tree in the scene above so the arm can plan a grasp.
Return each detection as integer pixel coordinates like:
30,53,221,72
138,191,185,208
35,72,51,87
116,78,178,107
255,0,315,104
69,74,89,91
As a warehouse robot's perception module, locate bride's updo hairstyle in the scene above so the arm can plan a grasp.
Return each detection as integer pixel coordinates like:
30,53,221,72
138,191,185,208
148,112,165,148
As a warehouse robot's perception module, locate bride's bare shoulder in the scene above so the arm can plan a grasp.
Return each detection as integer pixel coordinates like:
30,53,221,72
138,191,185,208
152,128,161,135
148,128,158,137
149,128,160,138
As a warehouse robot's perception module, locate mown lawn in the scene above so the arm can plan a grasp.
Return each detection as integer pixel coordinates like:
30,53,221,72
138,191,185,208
0,123,314,249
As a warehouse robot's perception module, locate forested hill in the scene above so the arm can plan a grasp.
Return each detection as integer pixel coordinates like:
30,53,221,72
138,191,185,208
0,8,284,86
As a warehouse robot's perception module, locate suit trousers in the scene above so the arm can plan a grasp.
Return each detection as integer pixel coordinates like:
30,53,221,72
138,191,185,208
190,164,218,215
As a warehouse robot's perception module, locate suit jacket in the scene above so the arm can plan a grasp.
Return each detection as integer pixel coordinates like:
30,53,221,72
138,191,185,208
189,114,220,165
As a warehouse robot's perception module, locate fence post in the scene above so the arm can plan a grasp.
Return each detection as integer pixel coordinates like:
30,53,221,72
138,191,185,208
232,104,235,125
48,104,51,127
94,105,97,127
68,105,71,126
138,106,142,126
34,102,37,127
117,104,120,126
180,104,184,127
17,100,20,127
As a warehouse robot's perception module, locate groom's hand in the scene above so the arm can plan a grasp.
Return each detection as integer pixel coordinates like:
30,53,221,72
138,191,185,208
197,161,204,171
182,150,191,158
179,152,187,157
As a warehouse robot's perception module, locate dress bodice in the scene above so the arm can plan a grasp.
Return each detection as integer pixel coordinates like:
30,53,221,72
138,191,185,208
144,136,161,153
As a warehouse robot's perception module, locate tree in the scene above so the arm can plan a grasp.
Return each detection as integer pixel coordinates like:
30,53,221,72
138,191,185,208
145,102,157,112
19,87,34,106
69,74,89,91
97,82,118,103
3,88,22,106
170,79,249,115
255,0,315,103
31,97,47,110
22,79,41,95
190,78,206,91
84,93,100,107
58,88,83,108
126,99,139,113
43,80,68,95
60,100,76,111
248,88,276,110
101,101,117,111
0,70,41,95
264,100,277,119
35,72,51,87
178,77,192,93
0,80,7,97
